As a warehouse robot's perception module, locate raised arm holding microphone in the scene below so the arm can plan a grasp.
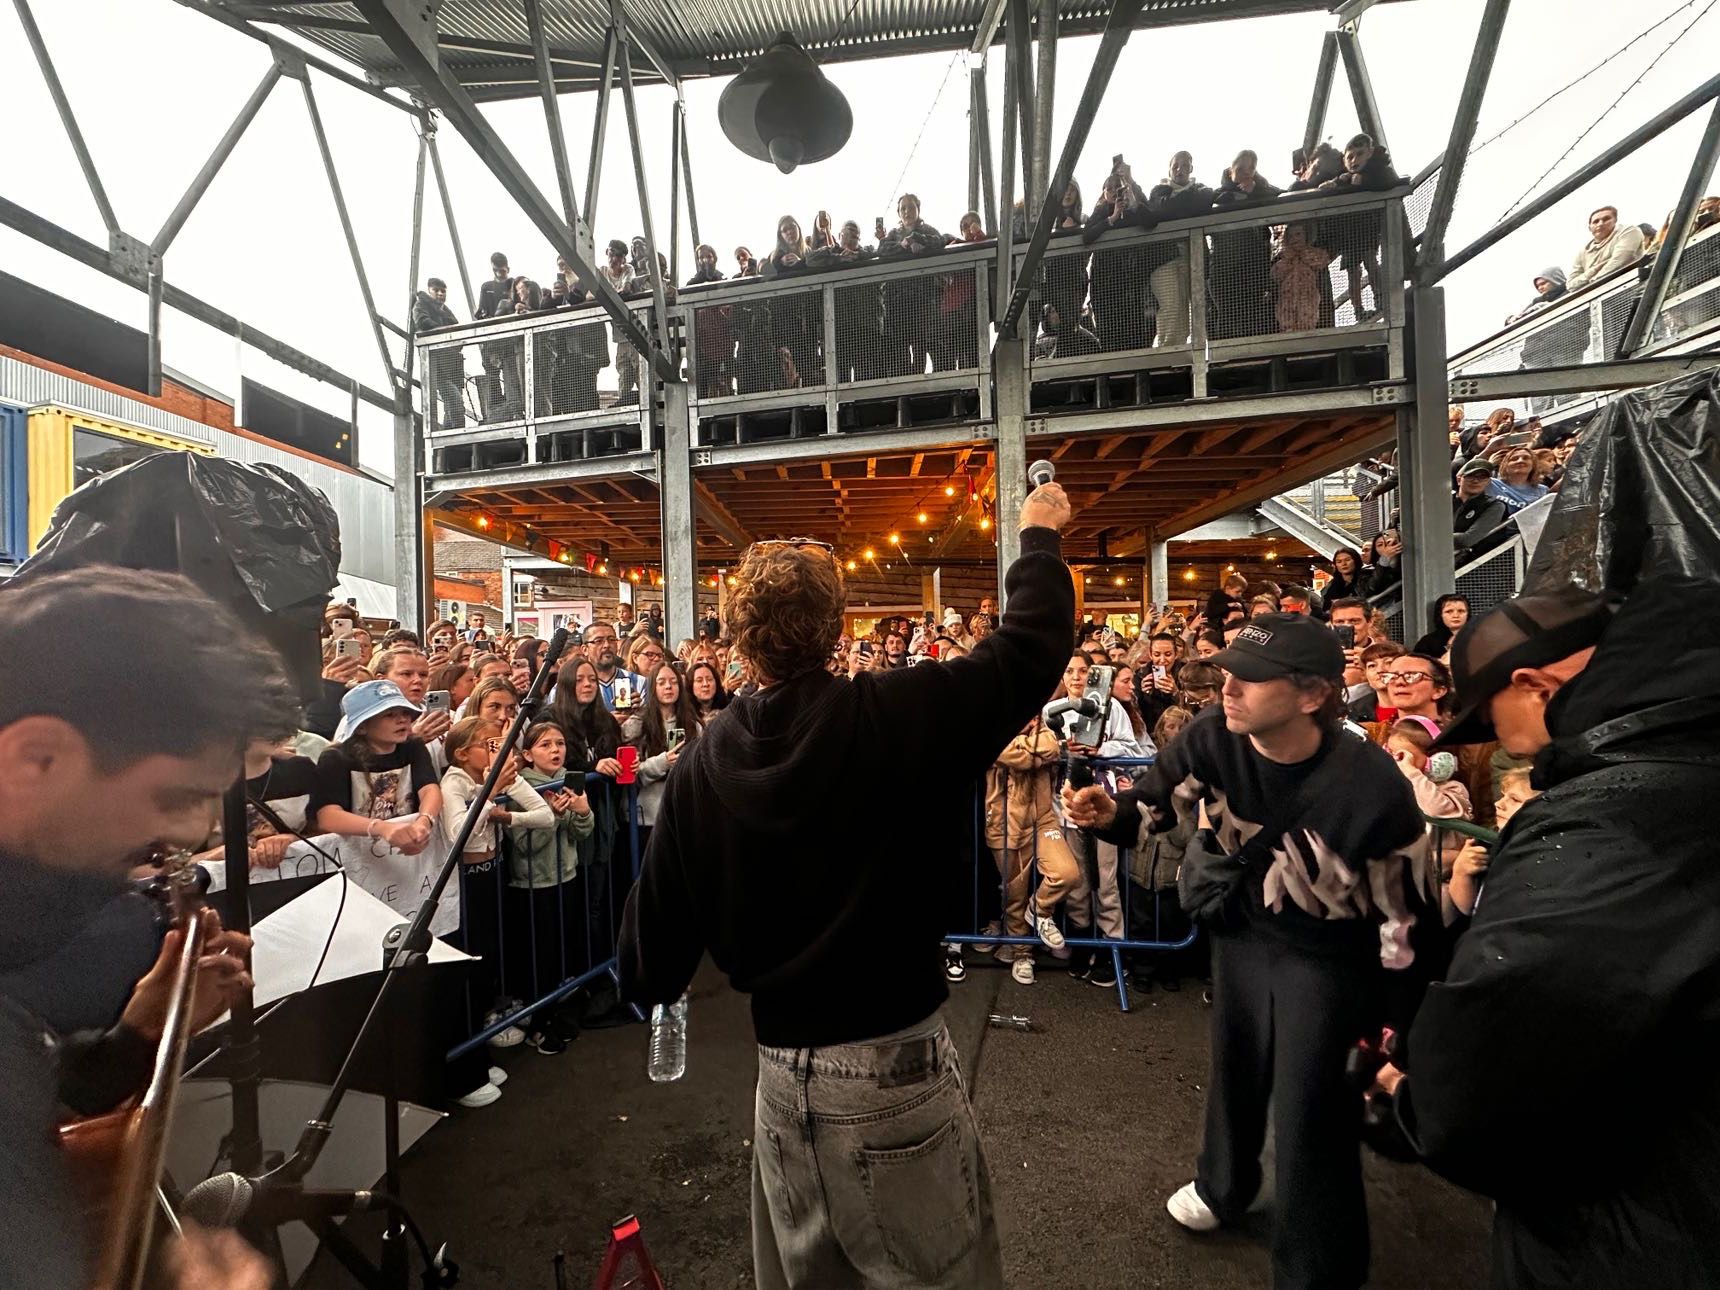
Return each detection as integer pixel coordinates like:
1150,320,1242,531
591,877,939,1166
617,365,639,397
619,478,1074,1290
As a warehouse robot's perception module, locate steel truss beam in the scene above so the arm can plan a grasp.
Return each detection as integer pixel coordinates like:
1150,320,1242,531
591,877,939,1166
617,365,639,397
1334,25,1385,147
1451,356,1719,400
615,7,674,357
523,0,584,242
349,0,664,376
677,99,701,251
1417,0,1508,281
298,71,401,394
153,63,283,256
1617,97,1720,356
426,126,477,316
1031,0,1058,223
1303,31,1338,160
13,0,120,235
1436,72,1720,282
0,194,393,411
999,0,1149,335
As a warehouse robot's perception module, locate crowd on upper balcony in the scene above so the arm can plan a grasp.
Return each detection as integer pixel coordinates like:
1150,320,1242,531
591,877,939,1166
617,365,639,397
410,134,1408,425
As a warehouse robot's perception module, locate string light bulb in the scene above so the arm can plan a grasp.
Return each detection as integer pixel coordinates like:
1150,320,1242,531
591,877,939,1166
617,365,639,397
944,485,956,497
888,533,900,545
476,515,491,529
916,512,928,524
1182,569,1197,582
1264,550,1278,562
1114,575,1125,586
979,516,992,531
846,559,858,572
597,562,608,576
863,547,875,560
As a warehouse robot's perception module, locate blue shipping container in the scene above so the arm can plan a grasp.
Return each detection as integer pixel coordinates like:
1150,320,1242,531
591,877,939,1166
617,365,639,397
0,404,27,565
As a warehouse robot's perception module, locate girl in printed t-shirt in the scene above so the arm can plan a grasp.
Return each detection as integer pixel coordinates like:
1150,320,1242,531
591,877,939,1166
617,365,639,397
309,679,442,852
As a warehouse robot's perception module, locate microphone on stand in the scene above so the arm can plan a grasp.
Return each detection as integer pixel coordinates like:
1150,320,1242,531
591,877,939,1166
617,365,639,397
1028,459,1056,488
181,1172,377,1227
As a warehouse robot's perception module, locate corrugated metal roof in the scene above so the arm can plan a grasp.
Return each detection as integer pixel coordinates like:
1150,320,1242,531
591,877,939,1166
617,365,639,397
239,0,1356,101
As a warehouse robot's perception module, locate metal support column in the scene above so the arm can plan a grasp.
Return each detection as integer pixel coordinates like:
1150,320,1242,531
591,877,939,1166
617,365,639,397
13,0,120,235
1335,26,1386,148
995,43,1019,310
299,74,399,393
426,128,477,316
1149,538,1169,609
677,102,701,250
968,66,984,218
146,266,164,397
394,392,425,629
658,380,698,644
1303,32,1338,160
1618,96,1720,356
586,28,619,227
1400,285,1455,644
1007,0,1036,207
999,0,1148,335
402,132,429,386
994,335,1028,607
973,67,998,235
1417,0,1509,278
152,64,281,255
1031,0,1058,223
669,102,683,285
617,26,674,355
524,0,584,237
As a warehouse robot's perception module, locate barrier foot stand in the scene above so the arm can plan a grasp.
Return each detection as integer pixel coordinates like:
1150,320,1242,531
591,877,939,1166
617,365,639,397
608,963,647,1022
594,1214,665,1290
1112,946,1130,1014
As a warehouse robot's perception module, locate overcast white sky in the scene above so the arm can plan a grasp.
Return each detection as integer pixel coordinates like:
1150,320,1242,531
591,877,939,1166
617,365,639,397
3,0,1716,474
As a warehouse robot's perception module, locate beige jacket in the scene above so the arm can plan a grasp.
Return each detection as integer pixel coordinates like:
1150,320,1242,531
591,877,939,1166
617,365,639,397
1567,223,1645,291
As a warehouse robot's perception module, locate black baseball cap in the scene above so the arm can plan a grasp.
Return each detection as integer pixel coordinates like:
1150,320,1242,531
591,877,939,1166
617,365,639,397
1209,613,1346,682
1435,587,1617,746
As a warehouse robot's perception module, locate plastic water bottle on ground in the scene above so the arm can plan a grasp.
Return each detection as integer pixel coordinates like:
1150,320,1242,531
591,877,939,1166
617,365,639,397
647,995,688,1082
987,1013,1035,1032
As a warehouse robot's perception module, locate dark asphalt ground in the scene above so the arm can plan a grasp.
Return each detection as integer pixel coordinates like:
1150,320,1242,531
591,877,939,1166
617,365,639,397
305,951,1492,1289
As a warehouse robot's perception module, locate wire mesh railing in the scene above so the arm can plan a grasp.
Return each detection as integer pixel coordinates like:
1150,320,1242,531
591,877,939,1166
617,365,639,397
418,300,656,474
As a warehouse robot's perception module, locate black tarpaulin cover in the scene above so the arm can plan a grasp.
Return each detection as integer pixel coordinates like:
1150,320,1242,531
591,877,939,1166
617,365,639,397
8,452,341,695
1523,365,1720,596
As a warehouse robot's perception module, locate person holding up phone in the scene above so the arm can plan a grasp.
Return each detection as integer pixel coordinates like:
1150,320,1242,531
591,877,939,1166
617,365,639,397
619,662,701,864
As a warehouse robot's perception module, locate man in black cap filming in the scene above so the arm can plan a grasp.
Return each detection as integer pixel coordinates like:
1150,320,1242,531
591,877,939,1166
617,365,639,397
1064,613,1430,1290
1378,577,1720,1289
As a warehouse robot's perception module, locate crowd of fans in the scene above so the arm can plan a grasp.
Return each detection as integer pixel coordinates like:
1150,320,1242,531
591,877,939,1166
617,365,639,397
226,540,1513,1112
413,136,1410,421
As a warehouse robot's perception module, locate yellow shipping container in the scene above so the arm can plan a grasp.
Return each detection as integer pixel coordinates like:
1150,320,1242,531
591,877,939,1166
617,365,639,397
25,407,213,550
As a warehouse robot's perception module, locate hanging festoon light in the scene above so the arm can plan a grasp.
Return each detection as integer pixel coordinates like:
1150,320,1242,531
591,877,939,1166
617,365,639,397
718,32,853,174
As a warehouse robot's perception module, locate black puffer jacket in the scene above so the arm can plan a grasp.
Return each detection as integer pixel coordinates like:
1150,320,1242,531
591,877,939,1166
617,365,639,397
1397,575,1720,1290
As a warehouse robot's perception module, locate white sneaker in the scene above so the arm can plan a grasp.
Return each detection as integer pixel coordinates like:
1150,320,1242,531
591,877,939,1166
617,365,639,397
484,1009,527,1048
488,1065,508,1087
1166,1182,1221,1232
1032,910,1066,950
1011,955,1035,985
455,1081,502,1109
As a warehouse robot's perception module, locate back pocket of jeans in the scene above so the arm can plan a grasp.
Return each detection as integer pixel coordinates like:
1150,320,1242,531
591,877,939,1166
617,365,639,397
855,1115,979,1282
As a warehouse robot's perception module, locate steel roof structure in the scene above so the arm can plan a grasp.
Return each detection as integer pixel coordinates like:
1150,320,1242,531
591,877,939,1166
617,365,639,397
186,0,1388,101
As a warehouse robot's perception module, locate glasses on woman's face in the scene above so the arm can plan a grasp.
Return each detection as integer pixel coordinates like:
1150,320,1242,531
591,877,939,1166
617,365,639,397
638,649,664,665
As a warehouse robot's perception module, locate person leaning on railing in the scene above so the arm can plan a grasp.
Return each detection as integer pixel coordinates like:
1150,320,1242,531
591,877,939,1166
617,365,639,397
619,481,1075,1290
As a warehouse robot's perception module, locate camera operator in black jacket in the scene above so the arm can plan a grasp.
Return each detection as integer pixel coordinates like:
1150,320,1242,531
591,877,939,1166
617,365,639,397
620,483,1075,1289
1382,578,1720,1290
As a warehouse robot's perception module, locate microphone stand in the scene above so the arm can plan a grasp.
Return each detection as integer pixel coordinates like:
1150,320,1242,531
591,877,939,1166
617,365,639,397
247,627,573,1284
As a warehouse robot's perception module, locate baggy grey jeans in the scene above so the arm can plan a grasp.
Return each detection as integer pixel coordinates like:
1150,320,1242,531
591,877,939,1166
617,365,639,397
751,1012,1003,1289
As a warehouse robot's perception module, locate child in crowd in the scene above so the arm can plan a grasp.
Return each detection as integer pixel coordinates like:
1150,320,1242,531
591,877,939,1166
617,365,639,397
1386,717,1473,823
310,680,442,853
1447,768,1541,920
441,718,552,1068
1272,223,1332,332
505,720,596,1054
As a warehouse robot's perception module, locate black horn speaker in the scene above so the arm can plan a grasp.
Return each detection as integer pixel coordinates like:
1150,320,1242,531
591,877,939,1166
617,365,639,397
718,32,853,174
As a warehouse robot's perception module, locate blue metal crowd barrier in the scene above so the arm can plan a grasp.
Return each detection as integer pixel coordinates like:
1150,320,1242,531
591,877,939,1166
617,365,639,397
447,772,643,1062
947,755,1200,1013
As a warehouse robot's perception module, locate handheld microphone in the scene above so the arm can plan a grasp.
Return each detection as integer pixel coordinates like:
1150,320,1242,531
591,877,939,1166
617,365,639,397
181,1171,377,1227
1028,459,1056,488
